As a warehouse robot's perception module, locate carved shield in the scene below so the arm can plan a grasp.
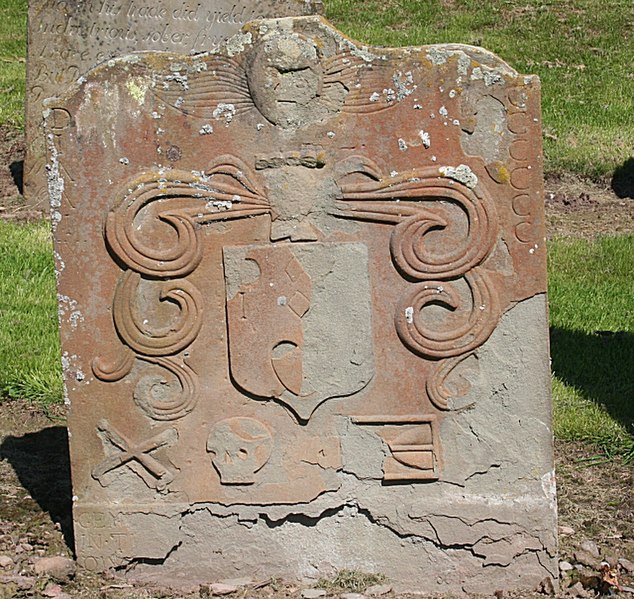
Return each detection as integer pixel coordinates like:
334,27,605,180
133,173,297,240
224,242,374,421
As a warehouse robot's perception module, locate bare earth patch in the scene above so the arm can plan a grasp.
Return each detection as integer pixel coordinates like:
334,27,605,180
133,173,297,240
1,126,633,597
545,174,634,240
0,126,40,223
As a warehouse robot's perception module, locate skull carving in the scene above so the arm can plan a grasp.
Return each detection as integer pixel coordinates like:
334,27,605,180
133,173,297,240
206,417,273,484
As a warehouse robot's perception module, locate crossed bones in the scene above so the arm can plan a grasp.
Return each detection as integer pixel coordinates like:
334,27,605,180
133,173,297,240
92,419,177,492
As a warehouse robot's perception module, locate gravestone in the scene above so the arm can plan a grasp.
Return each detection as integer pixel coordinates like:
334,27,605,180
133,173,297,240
24,0,323,211
46,16,557,594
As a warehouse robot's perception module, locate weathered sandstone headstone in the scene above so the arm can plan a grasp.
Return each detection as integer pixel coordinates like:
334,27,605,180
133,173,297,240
46,16,557,594
25,0,323,210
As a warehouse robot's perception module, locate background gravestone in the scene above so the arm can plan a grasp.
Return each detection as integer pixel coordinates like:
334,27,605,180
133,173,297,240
46,16,557,594
24,0,323,210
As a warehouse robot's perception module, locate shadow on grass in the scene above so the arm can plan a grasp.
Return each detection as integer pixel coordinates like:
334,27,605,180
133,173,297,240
0,329,629,554
550,327,634,434
611,157,634,200
9,159,23,194
0,426,74,551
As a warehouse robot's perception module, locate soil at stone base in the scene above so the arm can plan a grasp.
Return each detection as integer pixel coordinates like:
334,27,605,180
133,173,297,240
0,402,632,599
1,125,633,598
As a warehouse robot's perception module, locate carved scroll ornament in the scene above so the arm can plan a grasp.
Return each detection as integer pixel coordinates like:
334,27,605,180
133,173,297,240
333,157,500,410
92,156,270,421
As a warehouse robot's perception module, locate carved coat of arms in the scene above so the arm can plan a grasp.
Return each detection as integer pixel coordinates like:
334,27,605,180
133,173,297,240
48,16,547,507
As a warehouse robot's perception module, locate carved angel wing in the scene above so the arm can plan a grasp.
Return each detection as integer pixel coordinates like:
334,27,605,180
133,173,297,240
323,53,409,114
153,56,254,118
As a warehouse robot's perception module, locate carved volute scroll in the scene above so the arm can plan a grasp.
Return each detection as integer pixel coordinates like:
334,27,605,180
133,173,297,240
394,268,500,360
333,157,501,408
104,159,270,278
112,271,203,357
333,157,498,280
93,157,270,421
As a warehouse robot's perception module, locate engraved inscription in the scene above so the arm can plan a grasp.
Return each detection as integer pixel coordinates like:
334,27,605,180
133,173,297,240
74,508,130,570
49,16,552,583
25,0,322,208
33,0,284,58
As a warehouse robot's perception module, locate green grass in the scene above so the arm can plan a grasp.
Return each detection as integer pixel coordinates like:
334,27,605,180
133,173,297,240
317,570,387,593
548,235,634,460
0,0,632,459
0,220,62,403
0,0,26,127
325,0,634,179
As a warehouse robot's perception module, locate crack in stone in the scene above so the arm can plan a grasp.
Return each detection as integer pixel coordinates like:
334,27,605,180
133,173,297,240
425,518,551,568
111,502,556,580
259,504,347,528
115,539,183,572
465,462,502,481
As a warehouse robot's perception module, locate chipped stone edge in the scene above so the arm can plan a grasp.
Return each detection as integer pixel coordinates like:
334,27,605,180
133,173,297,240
79,488,557,588
43,105,64,233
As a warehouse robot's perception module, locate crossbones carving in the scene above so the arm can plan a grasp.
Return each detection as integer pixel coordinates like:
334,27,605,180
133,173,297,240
92,419,178,492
